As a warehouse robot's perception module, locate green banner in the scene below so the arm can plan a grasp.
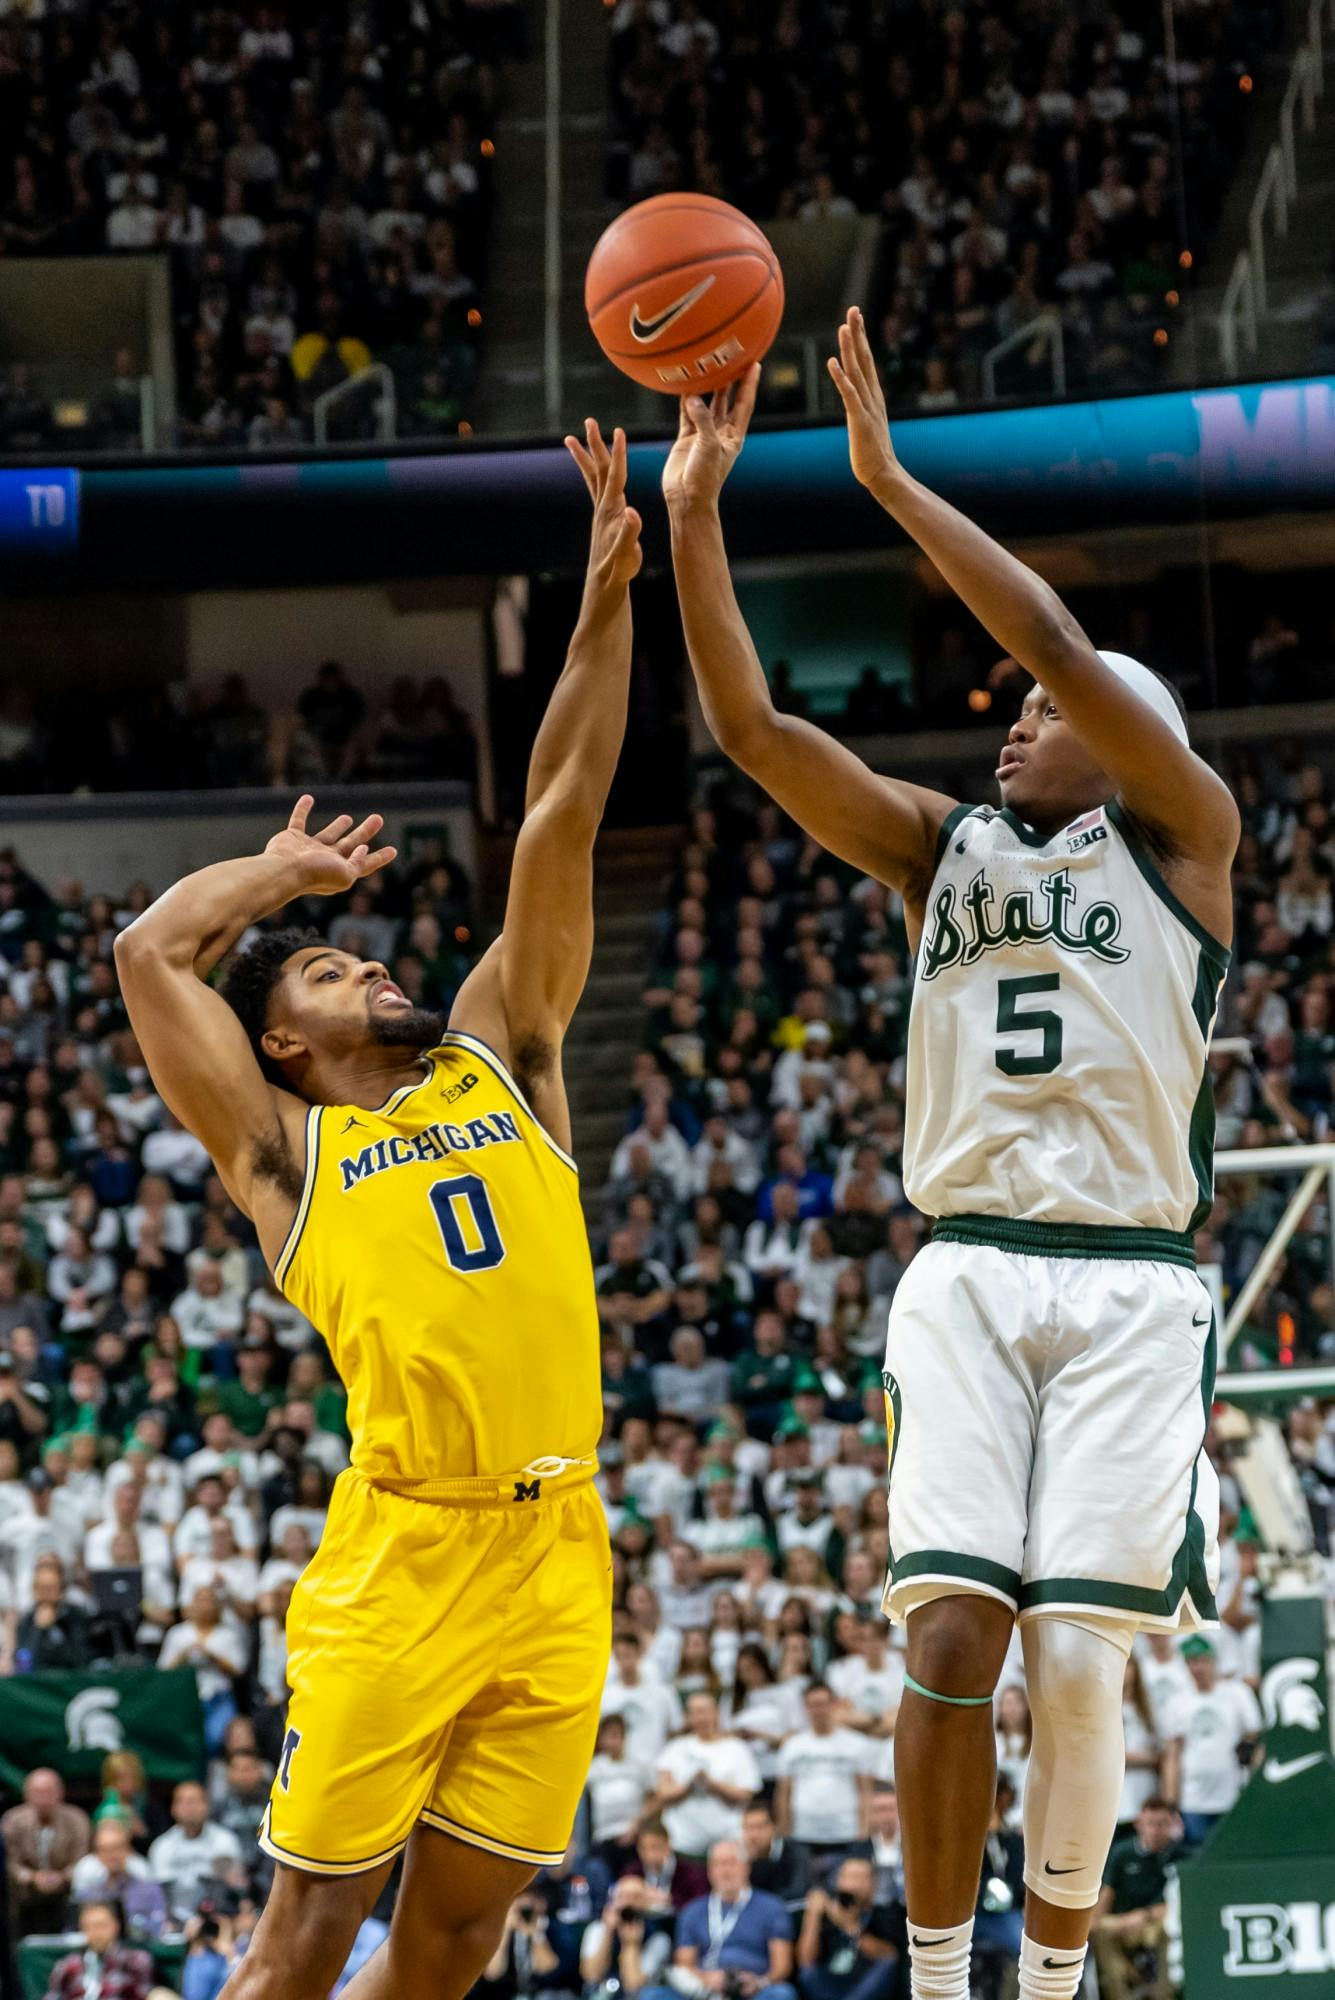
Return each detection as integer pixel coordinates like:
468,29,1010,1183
0,1668,203,1797
1179,1588,1335,1995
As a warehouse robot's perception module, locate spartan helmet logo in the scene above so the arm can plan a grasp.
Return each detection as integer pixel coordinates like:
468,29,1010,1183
1260,1658,1324,1734
65,1687,125,1754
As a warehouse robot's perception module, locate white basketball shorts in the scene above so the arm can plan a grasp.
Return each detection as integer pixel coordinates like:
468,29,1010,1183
881,1216,1220,1631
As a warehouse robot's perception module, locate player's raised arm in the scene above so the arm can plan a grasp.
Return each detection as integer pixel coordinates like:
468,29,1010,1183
449,420,641,1148
664,368,956,917
829,306,1240,873
112,803,396,1236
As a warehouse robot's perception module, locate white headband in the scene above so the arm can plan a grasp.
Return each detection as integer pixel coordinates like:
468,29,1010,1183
1096,651,1189,745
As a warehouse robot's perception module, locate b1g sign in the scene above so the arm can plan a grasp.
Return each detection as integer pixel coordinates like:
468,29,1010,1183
1222,1901,1335,1978
0,467,79,560
1179,1593,1335,1997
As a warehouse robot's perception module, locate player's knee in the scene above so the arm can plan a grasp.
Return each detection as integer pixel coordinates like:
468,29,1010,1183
1025,1616,1130,1744
906,1591,1014,1696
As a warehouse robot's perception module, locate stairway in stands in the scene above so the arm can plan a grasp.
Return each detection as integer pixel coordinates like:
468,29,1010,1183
477,825,680,1204
478,0,634,436
1175,5,1335,386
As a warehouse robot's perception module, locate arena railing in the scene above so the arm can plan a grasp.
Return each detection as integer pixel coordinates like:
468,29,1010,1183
980,313,1067,404
1219,0,1335,376
1210,1134,1335,1359
313,365,398,446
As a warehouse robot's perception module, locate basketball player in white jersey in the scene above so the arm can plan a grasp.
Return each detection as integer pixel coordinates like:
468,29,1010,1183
663,310,1238,2000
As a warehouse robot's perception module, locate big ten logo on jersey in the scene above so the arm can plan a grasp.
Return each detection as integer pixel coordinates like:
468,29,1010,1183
443,1071,479,1107
1065,809,1108,855
1222,1904,1335,1978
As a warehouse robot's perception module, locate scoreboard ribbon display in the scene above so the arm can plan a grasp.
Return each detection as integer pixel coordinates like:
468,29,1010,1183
0,467,80,564
0,375,1333,587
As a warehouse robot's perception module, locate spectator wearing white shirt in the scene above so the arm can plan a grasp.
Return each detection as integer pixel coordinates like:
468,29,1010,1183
169,1263,245,1352
105,174,160,249
174,1473,257,1565
586,1712,656,1858
827,1614,905,1736
85,1480,174,1583
125,1174,192,1257
140,1112,211,1193
147,1779,245,1922
1137,1629,1196,1737
744,1181,806,1283
994,1684,1032,1824
775,1683,874,1854
46,1227,118,1333
105,1422,184,1525
158,1588,249,1752
655,1690,761,1860
691,1114,761,1197
604,1631,685,1764
245,1275,315,1351
682,1472,767,1579
775,1475,834,1561
728,1643,806,1785
792,1223,846,1327
611,1101,694,1203
4,1469,84,1609
1166,1637,1261,1842
656,1539,720,1632
179,1518,259,1621
268,1460,331,1552
185,1217,251,1298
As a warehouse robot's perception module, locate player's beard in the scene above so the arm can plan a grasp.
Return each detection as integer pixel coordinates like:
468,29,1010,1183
366,1004,446,1052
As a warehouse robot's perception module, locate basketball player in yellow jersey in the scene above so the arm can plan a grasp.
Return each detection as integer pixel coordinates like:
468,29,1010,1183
113,424,642,2000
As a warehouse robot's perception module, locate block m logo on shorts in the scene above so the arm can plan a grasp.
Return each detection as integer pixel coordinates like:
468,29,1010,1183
1222,1904,1335,1976
513,1477,542,1503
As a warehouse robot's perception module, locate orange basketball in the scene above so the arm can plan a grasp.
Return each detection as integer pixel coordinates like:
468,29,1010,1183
585,194,784,395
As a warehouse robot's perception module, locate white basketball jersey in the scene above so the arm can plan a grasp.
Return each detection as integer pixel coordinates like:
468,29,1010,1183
903,800,1229,1232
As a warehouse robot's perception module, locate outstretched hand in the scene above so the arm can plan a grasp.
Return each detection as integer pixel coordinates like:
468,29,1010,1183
565,419,643,587
264,795,398,894
662,363,761,510
827,306,900,496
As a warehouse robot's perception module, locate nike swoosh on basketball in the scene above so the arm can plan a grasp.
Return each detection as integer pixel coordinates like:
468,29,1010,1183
1263,1752,1324,1782
628,275,716,344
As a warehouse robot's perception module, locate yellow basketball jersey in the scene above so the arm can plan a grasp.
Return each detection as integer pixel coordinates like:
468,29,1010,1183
273,1029,602,1482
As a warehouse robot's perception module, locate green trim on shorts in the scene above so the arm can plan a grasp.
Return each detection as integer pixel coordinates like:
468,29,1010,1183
890,1548,1021,1604
1021,1305,1219,1623
930,1213,1196,1268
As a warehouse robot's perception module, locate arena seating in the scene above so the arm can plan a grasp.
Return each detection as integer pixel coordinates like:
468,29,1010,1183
0,2,526,453
607,0,1281,406
0,747,1329,1989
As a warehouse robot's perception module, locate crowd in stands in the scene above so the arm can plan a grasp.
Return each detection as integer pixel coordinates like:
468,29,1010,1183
0,732,1332,1996
0,1,526,454
608,0,1279,407
0,659,478,797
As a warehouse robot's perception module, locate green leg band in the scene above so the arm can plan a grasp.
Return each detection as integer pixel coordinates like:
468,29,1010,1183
903,1670,994,1708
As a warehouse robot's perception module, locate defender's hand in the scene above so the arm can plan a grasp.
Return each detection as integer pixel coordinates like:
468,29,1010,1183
828,306,899,498
662,365,760,511
264,796,398,893
565,419,643,587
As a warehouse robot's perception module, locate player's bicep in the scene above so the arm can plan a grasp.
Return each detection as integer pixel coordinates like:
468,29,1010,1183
115,943,288,1196
736,712,956,900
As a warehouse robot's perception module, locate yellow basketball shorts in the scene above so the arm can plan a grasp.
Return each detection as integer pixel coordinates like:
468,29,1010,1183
258,1464,612,1876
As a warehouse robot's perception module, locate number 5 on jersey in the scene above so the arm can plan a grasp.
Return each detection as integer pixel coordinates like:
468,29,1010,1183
995,974,1064,1076
429,1174,507,1272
